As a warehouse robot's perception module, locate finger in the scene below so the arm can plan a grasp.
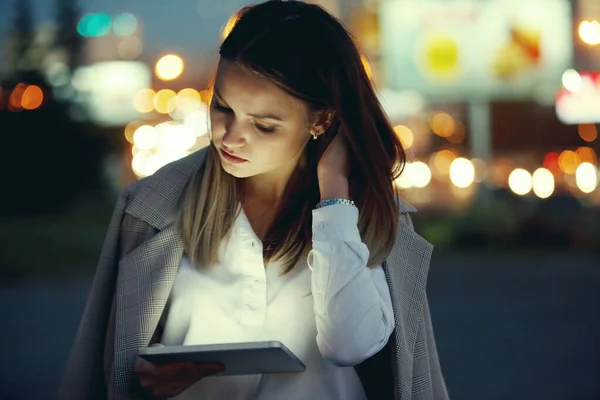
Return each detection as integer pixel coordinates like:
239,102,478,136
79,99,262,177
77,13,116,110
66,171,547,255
134,357,158,374
136,360,196,377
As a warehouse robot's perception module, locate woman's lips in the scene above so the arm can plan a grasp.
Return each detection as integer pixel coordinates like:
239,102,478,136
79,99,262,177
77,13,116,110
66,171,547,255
220,148,248,164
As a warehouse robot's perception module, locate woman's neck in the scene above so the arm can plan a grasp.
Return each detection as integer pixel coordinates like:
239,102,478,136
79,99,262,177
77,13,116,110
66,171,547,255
243,153,307,206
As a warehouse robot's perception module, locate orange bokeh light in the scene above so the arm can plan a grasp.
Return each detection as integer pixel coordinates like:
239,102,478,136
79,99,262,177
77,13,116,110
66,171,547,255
21,85,44,110
578,123,598,142
558,150,580,174
393,125,414,148
447,120,466,144
576,147,597,165
431,113,455,138
430,149,457,176
9,83,26,111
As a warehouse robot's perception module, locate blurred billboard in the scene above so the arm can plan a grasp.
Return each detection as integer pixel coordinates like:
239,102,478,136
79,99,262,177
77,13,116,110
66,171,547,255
381,0,573,101
556,71,600,124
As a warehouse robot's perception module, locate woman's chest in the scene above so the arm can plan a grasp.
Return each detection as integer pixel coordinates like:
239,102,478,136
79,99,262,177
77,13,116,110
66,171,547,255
164,250,316,360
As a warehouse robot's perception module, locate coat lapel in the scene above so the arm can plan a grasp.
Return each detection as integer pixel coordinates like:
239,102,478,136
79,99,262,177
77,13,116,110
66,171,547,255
384,205,433,399
113,148,208,398
113,223,184,397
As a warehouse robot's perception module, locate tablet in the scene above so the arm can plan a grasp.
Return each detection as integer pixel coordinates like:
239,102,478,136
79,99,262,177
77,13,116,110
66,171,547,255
138,341,306,376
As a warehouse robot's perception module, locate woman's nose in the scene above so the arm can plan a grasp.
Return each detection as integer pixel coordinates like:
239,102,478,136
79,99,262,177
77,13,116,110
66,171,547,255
222,119,246,148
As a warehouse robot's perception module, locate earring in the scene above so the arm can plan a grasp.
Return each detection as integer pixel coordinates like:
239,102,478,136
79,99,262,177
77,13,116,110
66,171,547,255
312,132,318,140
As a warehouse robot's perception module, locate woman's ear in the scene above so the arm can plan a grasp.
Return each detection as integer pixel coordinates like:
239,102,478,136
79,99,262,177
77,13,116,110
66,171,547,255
310,110,335,137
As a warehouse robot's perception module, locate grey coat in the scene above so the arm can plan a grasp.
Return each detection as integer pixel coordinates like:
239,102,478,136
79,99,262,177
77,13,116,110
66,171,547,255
59,147,449,400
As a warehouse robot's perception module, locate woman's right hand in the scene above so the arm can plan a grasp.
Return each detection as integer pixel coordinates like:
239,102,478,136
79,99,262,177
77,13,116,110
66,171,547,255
135,345,225,398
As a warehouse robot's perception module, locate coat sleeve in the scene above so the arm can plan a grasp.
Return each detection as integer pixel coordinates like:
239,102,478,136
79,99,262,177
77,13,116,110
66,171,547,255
58,188,131,400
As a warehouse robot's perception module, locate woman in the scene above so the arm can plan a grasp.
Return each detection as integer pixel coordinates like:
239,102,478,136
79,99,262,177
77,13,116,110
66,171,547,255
59,1,448,399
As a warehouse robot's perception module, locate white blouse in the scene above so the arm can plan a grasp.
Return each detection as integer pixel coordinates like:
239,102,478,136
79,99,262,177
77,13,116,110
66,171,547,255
161,204,395,400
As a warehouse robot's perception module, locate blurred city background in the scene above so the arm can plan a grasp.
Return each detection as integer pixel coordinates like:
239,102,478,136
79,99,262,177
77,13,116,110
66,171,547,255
0,0,599,399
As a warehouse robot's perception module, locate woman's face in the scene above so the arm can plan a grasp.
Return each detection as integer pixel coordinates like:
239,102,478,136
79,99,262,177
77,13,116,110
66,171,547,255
210,58,313,180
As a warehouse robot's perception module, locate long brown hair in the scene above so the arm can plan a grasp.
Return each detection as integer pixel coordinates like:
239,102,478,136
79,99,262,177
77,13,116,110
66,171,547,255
180,0,406,272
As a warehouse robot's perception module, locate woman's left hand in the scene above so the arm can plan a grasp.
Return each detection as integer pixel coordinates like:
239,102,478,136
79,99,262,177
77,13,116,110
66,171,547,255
317,132,350,200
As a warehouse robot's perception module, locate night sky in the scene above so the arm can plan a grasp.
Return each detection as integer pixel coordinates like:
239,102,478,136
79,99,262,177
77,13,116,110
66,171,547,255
0,0,257,58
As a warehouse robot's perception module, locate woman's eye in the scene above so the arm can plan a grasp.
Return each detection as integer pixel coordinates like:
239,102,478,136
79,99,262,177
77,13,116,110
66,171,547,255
254,123,278,133
212,102,231,112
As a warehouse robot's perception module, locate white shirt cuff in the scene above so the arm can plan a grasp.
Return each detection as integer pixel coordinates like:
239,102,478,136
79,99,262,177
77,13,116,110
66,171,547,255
312,204,361,243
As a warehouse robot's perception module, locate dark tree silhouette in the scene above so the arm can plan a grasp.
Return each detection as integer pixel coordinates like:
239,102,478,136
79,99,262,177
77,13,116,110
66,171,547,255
55,0,83,72
11,0,35,72
0,0,106,217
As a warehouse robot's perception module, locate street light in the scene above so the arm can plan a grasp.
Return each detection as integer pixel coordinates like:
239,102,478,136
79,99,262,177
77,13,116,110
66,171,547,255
579,20,600,45
155,55,184,81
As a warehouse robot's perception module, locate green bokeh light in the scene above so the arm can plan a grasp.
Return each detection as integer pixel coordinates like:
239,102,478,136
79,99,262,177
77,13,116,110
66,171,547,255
77,13,112,37
113,13,138,36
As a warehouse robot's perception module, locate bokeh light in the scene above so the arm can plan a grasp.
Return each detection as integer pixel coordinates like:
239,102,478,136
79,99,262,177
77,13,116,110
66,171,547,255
431,112,455,137
133,125,158,151
447,120,466,144
133,88,155,113
8,83,26,111
579,20,600,45
394,162,432,189
176,88,203,115
155,55,184,81
578,123,598,142
77,13,111,37
532,168,554,199
508,168,532,196
154,89,177,114
575,162,598,193
543,152,561,175
165,124,197,152
430,149,456,177
132,150,149,177
113,13,138,36
125,120,145,144
412,162,432,188
393,125,414,149
576,147,597,165
21,85,43,110
184,109,210,136
449,157,475,188
558,150,580,174
562,69,583,92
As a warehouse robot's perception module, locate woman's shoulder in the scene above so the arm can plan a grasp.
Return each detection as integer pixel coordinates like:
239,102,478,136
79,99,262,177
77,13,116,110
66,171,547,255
122,147,210,199
396,195,417,214
117,147,210,228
